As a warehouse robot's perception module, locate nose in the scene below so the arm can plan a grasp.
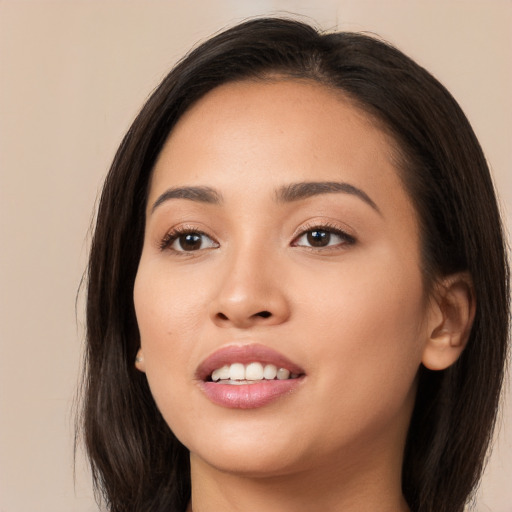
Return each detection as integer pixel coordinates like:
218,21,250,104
209,247,291,329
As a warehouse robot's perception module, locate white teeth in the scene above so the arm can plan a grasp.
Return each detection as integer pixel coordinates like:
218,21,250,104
218,365,230,380
246,362,264,380
210,362,298,382
211,364,230,382
263,364,277,380
276,368,291,380
229,363,245,381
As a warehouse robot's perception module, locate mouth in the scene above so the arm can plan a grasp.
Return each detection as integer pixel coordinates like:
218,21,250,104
196,344,305,409
208,362,301,384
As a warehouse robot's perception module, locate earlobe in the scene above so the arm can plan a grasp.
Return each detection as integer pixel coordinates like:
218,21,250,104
421,273,476,371
135,348,146,372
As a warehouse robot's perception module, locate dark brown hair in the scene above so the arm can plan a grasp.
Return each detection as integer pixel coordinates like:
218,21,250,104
80,17,509,512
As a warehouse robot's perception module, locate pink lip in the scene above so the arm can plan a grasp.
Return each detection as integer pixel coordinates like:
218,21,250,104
196,344,305,409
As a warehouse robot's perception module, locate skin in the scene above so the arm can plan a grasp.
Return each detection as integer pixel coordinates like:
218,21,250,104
133,79,471,512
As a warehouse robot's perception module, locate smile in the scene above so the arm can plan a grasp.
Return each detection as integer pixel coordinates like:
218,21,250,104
197,344,305,408
210,362,300,383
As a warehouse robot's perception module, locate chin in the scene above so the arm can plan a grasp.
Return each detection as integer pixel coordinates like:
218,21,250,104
192,444,304,478
184,420,310,477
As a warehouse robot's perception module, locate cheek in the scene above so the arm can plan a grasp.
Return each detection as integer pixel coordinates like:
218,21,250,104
300,252,427,423
133,263,205,391
134,259,210,339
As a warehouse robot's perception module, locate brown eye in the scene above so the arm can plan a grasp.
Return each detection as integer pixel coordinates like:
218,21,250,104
307,230,330,247
162,230,219,252
293,226,355,249
176,233,203,251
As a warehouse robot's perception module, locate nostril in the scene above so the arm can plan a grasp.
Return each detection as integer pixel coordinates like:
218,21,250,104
213,310,274,324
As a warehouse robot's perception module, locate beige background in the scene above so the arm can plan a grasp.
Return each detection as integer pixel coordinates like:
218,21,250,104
0,1,510,511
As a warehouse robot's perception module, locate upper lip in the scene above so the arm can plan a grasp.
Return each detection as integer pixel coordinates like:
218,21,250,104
196,343,305,381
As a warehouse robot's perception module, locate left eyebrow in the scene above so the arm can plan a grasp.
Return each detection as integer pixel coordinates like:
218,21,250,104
276,181,381,214
151,186,222,214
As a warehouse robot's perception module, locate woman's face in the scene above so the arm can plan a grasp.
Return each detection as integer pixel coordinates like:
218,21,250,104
134,79,433,478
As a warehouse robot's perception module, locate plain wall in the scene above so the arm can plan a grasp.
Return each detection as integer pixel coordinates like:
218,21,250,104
0,1,510,511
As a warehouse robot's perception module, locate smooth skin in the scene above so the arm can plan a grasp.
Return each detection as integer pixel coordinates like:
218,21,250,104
133,79,474,512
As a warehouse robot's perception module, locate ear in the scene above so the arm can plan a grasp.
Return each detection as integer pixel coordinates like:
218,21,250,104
135,348,146,372
422,272,476,371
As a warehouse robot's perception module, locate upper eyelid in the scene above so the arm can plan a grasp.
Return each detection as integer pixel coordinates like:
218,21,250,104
161,223,215,239
292,221,355,238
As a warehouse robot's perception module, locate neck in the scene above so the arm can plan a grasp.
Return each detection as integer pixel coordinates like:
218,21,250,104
187,444,410,512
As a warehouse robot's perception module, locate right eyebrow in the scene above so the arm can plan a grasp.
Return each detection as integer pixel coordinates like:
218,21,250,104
151,186,222,214
276,181,381,215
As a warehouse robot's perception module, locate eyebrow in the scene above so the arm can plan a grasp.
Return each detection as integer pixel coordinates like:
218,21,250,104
276,181,381,214
151,181,380,215
151,186,222,213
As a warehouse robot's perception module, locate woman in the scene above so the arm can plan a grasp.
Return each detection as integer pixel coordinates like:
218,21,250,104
81,17,509,512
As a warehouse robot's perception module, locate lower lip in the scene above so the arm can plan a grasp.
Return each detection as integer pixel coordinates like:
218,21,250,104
199,378,303,409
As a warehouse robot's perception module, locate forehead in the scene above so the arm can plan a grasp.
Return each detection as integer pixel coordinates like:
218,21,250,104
162,78,389,156
150,79,410,215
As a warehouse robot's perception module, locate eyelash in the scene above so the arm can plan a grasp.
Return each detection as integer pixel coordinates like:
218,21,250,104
158,223,356,253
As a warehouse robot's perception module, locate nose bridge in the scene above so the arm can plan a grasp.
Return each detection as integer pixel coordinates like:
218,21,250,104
210,238,289,327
